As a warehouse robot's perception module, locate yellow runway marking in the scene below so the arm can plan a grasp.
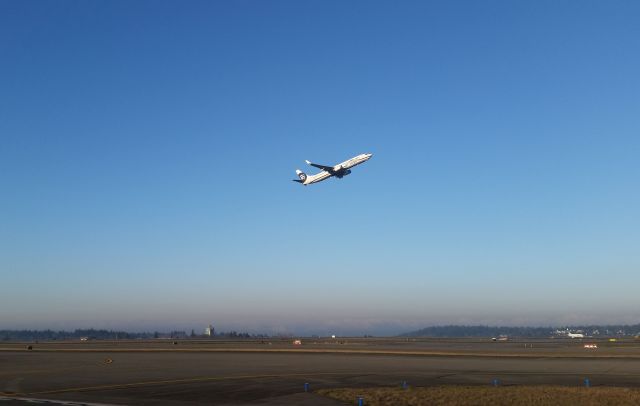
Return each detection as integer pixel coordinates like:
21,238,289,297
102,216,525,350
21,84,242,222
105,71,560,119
25,371,360,396
21,369,640,397
0,362,113,377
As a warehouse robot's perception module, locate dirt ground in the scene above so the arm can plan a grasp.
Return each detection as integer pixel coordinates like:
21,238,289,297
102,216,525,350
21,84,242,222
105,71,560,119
318,386,640,406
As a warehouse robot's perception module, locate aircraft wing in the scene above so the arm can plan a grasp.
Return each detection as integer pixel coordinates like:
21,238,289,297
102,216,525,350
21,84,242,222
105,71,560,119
305,160,334,172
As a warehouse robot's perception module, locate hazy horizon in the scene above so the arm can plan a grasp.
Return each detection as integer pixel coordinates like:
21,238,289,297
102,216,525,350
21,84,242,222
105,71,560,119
4,311,640,337
2,1,639,336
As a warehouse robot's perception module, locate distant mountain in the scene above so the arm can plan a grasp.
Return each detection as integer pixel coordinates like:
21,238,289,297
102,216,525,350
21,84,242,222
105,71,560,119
400,324,640,338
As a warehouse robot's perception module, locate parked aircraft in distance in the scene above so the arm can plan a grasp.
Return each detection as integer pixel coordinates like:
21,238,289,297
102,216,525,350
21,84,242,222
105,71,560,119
567,333,585,338
293,153,373,186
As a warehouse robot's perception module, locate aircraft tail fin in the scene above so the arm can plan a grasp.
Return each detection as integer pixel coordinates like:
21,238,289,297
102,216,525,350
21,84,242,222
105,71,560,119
293,169,307,184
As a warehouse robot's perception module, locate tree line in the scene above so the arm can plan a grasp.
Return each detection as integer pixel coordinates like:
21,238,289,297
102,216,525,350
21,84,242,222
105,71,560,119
0,328,265,341
401,324,640,338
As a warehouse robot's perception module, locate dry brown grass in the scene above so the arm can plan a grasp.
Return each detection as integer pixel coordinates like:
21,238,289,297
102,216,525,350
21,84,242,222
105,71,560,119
317,385,640,406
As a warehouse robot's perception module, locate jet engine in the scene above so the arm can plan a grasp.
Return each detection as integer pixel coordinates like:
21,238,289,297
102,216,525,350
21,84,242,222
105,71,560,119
336,169,351,179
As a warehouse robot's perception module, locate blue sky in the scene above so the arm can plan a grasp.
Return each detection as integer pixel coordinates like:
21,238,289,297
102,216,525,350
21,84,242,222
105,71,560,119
1,1,639,335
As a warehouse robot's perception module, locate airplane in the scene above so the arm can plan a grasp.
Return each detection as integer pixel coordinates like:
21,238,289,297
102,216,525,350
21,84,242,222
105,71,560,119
567,332,585,339
293,153,373,185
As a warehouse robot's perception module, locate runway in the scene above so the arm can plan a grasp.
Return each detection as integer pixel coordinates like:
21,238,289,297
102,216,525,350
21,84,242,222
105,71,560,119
2,339,640,405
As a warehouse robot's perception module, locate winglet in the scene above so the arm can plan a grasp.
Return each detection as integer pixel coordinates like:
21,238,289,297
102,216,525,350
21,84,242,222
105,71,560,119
305,160,311,165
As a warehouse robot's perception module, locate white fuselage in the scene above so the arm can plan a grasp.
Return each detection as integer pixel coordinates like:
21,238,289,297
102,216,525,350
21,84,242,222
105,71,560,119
302,153,372,185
